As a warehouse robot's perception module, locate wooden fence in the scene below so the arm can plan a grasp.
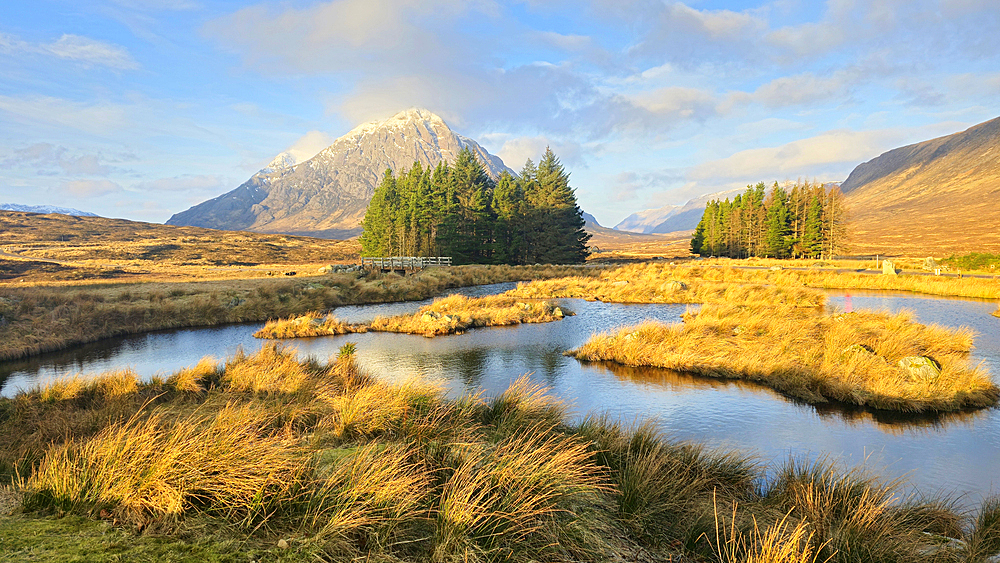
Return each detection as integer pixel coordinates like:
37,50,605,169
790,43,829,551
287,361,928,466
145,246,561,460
360,256,453,273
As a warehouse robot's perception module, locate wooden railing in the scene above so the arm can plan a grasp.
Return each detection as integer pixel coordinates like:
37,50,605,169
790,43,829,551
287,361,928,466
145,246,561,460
360,256,453,271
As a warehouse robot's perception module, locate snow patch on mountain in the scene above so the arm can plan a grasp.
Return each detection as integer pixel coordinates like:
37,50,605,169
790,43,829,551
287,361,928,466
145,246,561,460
1,203,98,217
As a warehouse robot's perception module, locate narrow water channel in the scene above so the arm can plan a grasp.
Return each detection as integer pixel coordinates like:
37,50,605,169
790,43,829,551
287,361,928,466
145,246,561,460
2,285,998,506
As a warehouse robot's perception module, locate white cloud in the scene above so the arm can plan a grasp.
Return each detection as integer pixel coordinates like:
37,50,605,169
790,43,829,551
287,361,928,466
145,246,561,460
687,122,971,186
64,179,123,197
0,95,129,135
630,87,717,118
1,143,116,175
496,136,584,170
283,131,335,164
0,33,138,70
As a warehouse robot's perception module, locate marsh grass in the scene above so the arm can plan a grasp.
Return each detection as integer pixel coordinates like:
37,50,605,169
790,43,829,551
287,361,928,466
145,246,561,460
993,304,999,318
255,311,355,338
256,294,572,339
569,302,996,412
511,262,1000,303
6,346,1000,562
1,264,588,361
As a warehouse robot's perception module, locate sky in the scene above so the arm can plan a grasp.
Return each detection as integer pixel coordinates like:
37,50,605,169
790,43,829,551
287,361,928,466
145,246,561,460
1,0,998,228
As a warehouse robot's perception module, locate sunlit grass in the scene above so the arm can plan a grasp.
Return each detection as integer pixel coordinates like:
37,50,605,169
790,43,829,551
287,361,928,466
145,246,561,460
5,345,1000,561
511,262,1000,303
568,303,997,412
257,294,572,339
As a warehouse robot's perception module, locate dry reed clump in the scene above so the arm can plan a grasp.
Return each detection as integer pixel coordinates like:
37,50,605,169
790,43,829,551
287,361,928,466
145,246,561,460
25,369,141,404
165,357,220,393
713,506,825,563
258,294,572,340
433,427,608,561
568,303,998,412
575,417,757,548
11,344,1000,561
304,443,430,553
24,403,304,528
761,458,966,563
255,312,355,339
993,304,1000,318
223,344,311,395
368,294,571,337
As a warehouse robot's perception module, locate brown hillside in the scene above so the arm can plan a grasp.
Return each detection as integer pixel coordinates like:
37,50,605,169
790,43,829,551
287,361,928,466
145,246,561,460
0,211,359,271
841,117,1000,255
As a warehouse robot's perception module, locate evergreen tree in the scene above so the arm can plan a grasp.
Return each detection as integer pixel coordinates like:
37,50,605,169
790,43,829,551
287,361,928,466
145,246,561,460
532,148,590,264
801,194,824,258
764,185,792,258
360,148,590,264
360,169,397,256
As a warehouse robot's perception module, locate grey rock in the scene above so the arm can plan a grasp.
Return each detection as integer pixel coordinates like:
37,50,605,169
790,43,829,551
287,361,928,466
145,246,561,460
882,260,897,275
661,280,687,292
167,109,514,238
898,356,942,382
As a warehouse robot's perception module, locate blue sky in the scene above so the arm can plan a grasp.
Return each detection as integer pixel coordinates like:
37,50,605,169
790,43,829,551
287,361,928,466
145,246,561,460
1,0,998,227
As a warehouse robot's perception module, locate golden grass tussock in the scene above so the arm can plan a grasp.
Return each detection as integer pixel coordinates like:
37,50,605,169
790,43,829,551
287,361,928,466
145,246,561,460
569,303,997,412
993,303,1000,318
25,403,304,527
305,443,430,550
369,294,571,337
9,345,1000,562
254,311,354,339
433,428,607,561
223,344,311,395
165,356,219,393
713,506,827,563
257,294,572,339
512,261,1000,302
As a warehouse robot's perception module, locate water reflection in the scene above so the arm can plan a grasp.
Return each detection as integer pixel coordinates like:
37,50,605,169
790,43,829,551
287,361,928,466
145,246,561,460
2,285,999,506
597,361,992,434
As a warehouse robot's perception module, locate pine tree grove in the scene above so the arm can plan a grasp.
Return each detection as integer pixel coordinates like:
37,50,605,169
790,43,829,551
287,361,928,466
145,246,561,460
360,147,591,264
690,181,848,259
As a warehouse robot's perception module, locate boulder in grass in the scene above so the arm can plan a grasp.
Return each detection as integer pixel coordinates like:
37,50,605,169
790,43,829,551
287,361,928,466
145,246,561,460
882,260,898,276
612,280,630,287
898,356,941,382
553,307,564,318
661,280,688,293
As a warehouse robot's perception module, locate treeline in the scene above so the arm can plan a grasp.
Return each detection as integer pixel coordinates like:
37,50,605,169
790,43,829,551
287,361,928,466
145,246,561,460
360,147,590,265
691,181,848,259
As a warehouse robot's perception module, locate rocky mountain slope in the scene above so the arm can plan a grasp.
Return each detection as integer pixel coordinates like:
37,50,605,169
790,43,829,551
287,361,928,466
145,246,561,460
841,116,1000,254
167,109,513,239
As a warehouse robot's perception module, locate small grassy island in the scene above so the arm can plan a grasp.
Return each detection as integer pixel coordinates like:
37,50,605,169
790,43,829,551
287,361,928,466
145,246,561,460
568,302,998,412
3,345,1000,562
255,294,572,339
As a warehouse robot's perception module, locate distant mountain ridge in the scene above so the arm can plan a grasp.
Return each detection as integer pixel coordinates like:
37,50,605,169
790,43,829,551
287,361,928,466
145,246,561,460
841,116,1000,254
167,109,514,239
614,188,744,234
0,203,97,217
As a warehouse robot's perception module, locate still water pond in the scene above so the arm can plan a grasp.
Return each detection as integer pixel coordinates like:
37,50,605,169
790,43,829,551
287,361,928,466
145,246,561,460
2,284,999,505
